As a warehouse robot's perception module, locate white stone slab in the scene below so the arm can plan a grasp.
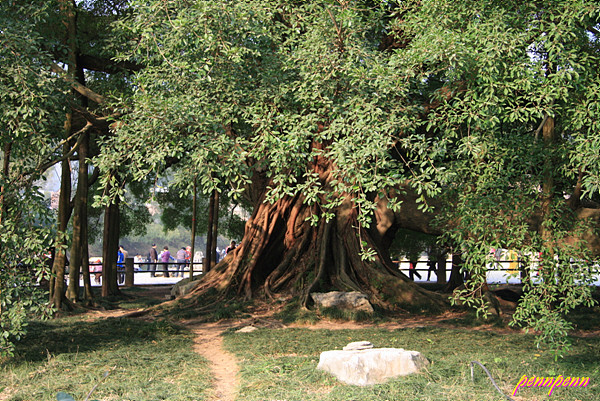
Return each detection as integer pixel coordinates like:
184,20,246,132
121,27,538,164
317,347,428,386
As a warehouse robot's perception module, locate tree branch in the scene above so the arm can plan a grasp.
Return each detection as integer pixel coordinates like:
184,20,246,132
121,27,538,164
327,8,345,53
32,122,93,175
50,63,106,104
77,54,144,74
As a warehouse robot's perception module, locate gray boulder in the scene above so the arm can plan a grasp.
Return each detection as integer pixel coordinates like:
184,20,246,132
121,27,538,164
317,344,429,386
170,278,201,297
310,291,374,314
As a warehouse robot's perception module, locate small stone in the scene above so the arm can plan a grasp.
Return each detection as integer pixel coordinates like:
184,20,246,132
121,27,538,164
236,326,258,333
343,341,373,351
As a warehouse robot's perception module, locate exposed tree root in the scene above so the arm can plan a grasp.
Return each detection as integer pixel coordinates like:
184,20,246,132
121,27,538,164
185,193,448,314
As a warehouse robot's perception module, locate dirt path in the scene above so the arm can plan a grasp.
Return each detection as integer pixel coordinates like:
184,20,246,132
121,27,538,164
185,321,240,401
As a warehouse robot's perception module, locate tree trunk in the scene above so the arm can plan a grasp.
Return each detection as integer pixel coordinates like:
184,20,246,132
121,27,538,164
51,143,72,309
0,142,12,228
443,253,465,292
540,114,555,245
190,192,445,312
81,221,93,302
54,0,78,307
189,177,198,280
211,189,220,263
67,130,91,302
0,141,11,320
205,189,216,273
101,191,120,297
436,253,447,285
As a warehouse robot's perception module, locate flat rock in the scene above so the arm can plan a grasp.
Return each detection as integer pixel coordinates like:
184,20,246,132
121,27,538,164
311,291,374,314
343,341,373,351
236,326,258,333
317,347,429,386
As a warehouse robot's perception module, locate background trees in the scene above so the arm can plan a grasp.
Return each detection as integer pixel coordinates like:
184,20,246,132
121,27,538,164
0,1,68,356
397,0,600,350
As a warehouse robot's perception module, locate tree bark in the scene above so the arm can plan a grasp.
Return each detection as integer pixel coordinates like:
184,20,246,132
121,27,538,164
205,189,216,272
51,143,72,309
0,141,11,320
540,114,556,245
67,131,90,302
189,191,445,312
211,189,220,264
81,219,93,302
0,142,12,229
101,186,120,297
189,177,198,280
444,253,465,292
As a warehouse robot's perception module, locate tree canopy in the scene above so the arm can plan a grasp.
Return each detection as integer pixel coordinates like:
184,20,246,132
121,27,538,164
101,0,600,352
2,0,600,355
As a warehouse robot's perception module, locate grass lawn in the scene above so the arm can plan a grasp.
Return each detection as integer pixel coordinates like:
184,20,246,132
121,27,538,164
223,326,600,401
0,296,212,401
1,286,599,401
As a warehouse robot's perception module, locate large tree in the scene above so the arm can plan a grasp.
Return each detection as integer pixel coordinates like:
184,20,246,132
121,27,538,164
96,0,448,312
97,0,600,349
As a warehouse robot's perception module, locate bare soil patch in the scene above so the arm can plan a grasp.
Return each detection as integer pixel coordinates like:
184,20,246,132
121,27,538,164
184,320,240,401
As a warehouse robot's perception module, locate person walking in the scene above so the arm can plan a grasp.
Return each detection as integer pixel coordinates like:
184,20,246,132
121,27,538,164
161,246,172,278
185,246,192,263
120,245,129,260
409,260,422,281
117,246,125,284
148,244,158,277
176,247,187,278
426,260,437,282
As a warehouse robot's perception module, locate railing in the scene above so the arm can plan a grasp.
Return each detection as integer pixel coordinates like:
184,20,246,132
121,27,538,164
82,258,598,286
87,259,205,286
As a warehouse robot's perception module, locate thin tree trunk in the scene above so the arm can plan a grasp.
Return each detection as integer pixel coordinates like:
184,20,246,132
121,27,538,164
190,177,197,280
81,222,93,301
540,114,555,243
0,141,11,320
75,28,93,301
51,143,72,309
54,0,78,307
68,130,91,302
0,142,12,228
211,190,220,264
444,252,465,292
205,189,216,273
436,253,447,285
67,186,82,301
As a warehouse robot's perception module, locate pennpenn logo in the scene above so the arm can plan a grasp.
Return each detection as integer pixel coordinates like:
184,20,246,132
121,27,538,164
513,374,589,396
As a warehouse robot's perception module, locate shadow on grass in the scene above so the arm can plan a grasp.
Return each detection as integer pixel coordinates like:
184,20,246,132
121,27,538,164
90,286,168,311
9,317,181,364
